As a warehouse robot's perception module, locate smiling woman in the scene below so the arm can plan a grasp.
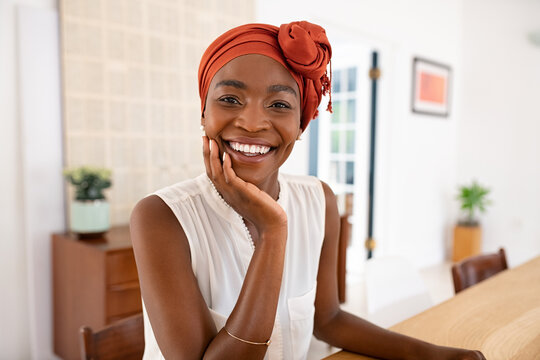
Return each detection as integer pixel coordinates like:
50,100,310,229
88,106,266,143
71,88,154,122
129,21,486,360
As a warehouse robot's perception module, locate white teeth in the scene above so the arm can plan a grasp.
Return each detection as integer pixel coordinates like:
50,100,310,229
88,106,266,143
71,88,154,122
229,141,271,155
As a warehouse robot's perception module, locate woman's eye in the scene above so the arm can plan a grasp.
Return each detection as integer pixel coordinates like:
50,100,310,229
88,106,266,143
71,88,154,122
270,102,290,109
219,96,240,105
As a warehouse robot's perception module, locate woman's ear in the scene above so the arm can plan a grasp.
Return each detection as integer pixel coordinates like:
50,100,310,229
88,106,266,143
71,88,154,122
200,117,206,133
199,112,206,135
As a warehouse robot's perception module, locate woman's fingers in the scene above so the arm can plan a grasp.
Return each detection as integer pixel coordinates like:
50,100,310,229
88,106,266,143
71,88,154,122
222,152,231,184
222,152,242,186
219,149,259,203
203,137,225,187
222,152,255,194
208,139,224,183
203,137,235,190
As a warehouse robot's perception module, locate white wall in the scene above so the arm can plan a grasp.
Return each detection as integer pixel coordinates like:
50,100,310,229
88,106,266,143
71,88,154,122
257,0,464,268
19,5,65,359
459,0,540,266
0,0,64,359
0,0,30,356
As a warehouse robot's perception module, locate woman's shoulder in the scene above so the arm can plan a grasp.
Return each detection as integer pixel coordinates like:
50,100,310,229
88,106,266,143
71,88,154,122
130,193,189,254
130,174,209,240
152,173,208,202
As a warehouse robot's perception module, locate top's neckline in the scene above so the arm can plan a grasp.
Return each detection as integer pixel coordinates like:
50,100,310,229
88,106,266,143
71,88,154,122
202,173,287,251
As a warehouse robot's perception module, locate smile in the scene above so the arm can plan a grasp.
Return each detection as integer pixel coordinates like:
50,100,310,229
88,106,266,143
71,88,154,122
228,141,272,156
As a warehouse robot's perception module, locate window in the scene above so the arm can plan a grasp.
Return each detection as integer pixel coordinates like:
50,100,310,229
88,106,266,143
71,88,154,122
309,51,371,256
327,67,358,193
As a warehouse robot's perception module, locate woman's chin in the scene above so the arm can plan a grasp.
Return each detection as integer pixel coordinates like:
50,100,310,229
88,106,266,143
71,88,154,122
231,168,264,185
231,166,278,190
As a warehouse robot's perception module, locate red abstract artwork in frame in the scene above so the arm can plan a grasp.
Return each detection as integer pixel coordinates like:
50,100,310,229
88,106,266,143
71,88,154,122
411,57,451,117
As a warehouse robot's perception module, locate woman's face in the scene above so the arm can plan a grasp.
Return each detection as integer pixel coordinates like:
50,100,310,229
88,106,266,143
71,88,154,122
202,54,302,186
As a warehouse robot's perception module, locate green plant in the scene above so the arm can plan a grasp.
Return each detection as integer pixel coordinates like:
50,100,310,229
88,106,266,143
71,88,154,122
456,180,491,226
63,166,112,201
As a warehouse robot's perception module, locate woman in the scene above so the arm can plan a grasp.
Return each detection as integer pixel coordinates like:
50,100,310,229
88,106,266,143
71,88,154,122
130,21,485,360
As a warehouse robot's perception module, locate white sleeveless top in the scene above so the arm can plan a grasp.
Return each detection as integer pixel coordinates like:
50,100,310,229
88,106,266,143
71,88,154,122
142,172,326,360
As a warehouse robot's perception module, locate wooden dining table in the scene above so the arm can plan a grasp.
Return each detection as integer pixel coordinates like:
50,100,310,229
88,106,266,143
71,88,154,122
324,255,540,360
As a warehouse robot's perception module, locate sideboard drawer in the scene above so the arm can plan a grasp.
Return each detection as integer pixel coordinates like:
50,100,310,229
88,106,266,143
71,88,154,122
106,251,138,285
106,286,142,318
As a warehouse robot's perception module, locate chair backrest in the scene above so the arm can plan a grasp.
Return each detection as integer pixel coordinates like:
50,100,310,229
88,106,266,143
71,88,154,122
337,214,351,303
79,313,144,360
451,248,508,294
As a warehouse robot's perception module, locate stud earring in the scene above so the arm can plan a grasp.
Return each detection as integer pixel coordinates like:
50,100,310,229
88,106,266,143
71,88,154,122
296,134,303,141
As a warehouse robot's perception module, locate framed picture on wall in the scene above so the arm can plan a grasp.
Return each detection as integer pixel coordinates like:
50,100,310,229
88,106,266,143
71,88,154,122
411,57,451,117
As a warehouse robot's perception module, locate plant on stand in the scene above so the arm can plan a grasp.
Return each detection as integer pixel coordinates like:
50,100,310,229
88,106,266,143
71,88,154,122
452,180,492,262
63,166,112,237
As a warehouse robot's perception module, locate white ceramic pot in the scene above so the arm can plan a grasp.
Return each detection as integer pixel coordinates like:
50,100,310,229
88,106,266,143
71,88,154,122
70,199,110,234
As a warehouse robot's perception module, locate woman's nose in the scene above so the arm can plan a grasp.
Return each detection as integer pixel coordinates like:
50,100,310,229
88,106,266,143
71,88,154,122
234,103,271,132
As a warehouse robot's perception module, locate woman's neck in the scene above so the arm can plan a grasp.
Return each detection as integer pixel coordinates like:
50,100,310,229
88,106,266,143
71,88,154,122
254,172,280,201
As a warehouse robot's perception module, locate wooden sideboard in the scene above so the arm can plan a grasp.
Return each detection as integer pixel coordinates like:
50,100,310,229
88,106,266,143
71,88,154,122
53,226,142,360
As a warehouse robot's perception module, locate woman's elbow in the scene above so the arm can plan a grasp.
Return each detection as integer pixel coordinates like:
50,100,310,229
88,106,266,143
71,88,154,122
313,310,340,342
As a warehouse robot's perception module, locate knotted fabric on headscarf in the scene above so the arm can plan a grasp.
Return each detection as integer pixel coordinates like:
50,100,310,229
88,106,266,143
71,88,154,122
198,21,332,131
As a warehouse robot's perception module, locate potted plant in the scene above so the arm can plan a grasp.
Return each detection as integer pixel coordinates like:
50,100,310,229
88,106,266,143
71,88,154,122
63,166,112,237
452,180,491,262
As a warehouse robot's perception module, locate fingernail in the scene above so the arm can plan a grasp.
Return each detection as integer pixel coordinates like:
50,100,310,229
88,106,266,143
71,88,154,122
222,152,226,162
209,140,212,152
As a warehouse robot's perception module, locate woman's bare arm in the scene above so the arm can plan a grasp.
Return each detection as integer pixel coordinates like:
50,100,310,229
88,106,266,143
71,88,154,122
131,195,217,359
130,137,288,359
313,181,486,360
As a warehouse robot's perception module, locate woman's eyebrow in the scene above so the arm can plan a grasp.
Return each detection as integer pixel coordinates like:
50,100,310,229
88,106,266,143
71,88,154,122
267,84,298,97
215,79,246,89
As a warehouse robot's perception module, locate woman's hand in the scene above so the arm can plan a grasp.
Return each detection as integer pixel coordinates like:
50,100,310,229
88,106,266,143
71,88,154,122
202,136,287,234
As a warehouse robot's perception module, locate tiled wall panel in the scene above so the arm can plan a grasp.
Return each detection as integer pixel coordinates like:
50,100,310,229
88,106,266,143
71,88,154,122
59,0,254,224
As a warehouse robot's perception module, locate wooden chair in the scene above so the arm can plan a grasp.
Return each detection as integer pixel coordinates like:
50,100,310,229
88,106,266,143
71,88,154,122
451,248,508,294
79,313,145,360
338,214,351,303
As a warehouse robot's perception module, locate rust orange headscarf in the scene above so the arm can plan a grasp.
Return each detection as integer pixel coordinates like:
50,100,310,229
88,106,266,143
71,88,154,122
198,21,332,131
